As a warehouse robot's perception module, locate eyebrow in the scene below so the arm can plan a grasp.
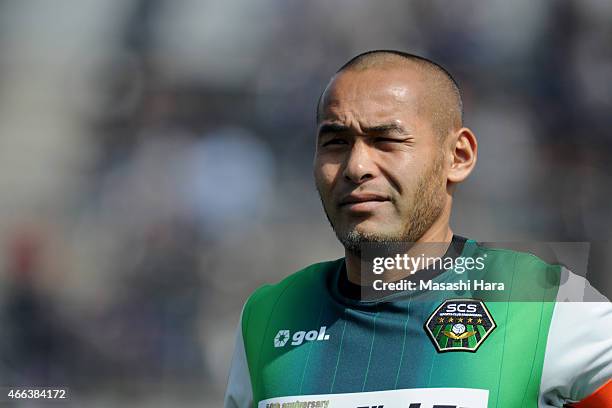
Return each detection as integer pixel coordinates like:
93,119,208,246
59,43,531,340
317,122,408,136
318,123,350,135
364,123,407,133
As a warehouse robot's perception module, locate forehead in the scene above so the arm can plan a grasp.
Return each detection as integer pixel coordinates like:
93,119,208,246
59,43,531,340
319,68,424,124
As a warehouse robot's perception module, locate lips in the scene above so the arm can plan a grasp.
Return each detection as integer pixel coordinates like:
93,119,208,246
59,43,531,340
339,193,389,206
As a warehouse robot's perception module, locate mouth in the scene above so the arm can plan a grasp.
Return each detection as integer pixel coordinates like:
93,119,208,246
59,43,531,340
338,193,390,212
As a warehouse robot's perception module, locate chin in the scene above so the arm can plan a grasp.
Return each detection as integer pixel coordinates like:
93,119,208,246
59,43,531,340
345,224,401,241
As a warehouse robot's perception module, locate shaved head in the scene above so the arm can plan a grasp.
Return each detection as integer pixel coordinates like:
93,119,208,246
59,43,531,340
317,50,463,141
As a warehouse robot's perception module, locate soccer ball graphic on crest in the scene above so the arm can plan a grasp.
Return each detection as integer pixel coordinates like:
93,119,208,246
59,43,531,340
452,323,466,335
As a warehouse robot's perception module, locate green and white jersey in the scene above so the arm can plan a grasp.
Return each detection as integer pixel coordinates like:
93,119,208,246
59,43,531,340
224,238,612,408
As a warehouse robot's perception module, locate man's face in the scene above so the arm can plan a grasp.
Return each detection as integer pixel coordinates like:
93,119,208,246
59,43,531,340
314,68,448,251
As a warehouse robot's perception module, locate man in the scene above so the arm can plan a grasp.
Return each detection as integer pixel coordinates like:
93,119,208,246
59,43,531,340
224,50,612,408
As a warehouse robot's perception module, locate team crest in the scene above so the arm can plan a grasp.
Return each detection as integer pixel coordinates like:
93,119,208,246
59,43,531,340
424,298,496,353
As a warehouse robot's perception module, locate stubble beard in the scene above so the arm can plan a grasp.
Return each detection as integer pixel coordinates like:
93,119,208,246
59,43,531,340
320,156,446,255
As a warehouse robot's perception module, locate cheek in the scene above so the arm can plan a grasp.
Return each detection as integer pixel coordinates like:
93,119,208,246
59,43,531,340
379,156,421,195
314,161,340,192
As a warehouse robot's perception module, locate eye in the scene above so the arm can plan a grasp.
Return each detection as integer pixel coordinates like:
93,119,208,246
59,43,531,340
375,137,401,143
322,138,348,147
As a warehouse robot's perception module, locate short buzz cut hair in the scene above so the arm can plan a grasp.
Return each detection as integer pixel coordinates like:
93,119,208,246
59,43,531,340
317,50,464,141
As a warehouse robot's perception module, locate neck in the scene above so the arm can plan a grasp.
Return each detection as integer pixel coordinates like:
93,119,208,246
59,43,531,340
344,206,453,286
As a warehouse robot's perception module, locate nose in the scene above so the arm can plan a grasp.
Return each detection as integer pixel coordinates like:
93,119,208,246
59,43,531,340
342,140,375,184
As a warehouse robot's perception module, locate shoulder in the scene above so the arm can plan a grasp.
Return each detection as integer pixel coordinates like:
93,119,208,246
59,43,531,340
472,241,608,301
241,258,344,327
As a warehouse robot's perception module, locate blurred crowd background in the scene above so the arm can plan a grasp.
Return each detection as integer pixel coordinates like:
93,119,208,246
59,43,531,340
0,0,611,406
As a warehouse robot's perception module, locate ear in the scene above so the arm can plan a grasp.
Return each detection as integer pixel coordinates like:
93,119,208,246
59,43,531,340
447,127,478,184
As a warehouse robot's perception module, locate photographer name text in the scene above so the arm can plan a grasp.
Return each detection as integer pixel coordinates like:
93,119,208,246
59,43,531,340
373,279,504,292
